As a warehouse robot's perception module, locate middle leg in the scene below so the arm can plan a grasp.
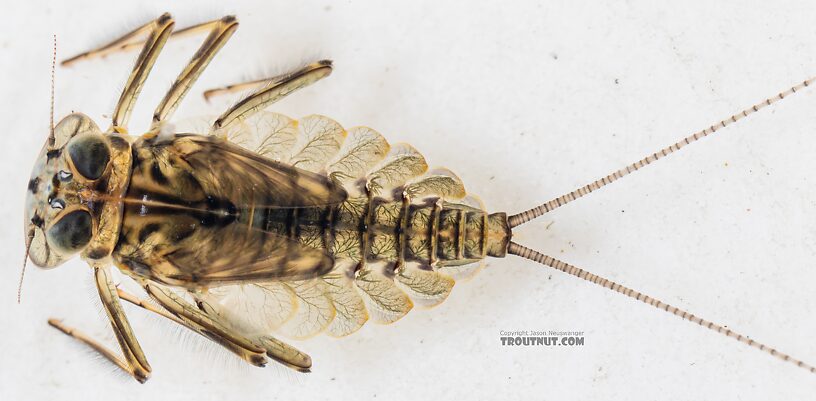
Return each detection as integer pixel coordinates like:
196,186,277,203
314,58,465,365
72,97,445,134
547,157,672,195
150,16,239,132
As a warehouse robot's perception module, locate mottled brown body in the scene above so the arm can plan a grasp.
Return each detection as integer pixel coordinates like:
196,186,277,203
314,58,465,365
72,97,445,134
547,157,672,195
25,12,816,383
113,133,510,291
16,11,538,381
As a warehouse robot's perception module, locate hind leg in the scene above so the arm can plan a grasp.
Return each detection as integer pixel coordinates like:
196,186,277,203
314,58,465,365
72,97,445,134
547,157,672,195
118,284,311,372
207,60,333,130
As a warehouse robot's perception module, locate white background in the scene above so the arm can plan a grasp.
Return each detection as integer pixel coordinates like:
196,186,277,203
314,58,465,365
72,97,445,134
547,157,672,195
2,1,816,400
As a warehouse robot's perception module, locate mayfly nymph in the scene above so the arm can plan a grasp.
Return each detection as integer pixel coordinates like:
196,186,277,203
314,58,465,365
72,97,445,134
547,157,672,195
23,13,816,382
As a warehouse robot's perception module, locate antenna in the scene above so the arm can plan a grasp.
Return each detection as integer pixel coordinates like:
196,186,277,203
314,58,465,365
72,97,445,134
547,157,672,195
47,34,57,148
21,36,58,303
508,241,816,374
507,76,816,228
18,228,35,304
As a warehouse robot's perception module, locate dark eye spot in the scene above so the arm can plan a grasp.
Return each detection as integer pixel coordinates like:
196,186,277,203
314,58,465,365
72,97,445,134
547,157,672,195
57,170,72,181
68,134,110,180
28,177,40,193
47,210,92,252
46,149,61,161
30,214,44,228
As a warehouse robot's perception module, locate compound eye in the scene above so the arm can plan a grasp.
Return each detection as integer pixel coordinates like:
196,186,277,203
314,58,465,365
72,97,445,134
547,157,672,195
67,134,110,180
46,210,93,253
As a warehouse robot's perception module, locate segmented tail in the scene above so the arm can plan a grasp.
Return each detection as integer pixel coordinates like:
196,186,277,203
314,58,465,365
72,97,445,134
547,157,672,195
507,76,816,228
508,242,816,374
506,73,816,373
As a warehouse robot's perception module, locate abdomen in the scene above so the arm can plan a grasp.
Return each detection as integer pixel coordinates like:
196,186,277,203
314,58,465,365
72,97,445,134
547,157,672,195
275,194,511,273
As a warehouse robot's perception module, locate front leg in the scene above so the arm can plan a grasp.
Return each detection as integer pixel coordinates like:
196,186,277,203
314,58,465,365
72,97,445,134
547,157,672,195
49,267,151,383
62,13,175,133
61,14,240,134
